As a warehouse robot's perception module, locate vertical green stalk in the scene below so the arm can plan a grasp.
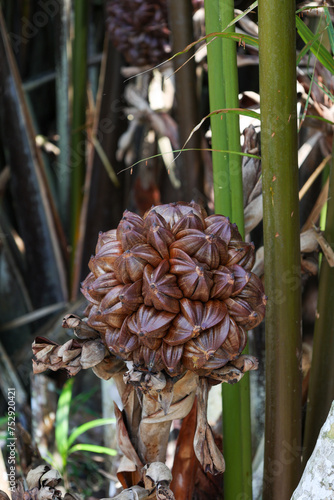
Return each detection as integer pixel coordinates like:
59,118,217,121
303,153,334,464
219,2,251,499
259,3,302,499
219,0,243,228
204,0,230,215
71,0,88,268
205,2,251,498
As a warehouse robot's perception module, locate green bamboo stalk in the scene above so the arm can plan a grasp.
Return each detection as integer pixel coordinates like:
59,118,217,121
204,0,230,216
219,0,243,228
303,154,334,465
258,3,302,499
71,0,88,269
218,2,252,499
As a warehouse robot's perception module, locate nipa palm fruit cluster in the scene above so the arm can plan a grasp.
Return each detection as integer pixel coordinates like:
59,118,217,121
106,0,170,67
82,201,266,378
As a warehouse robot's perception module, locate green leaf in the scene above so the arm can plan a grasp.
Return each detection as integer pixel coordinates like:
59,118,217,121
296,15,334,74
225,1,258,31
67,444,117,457
177,108,260,164
169,31,259,63
120,147,261,175
67,418,116,448
296,5,327,14
324,5,334,53
0,416,9,426
55,378,74,461
296,27,328,66
312,79,334,104
305,114,334,126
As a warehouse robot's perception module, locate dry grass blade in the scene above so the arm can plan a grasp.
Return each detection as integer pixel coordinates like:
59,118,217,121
314,230,334,267
299,154,331,200
301,177,329,231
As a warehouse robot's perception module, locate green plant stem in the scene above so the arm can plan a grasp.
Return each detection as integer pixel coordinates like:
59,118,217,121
216,2,252,499
258,3,302,499
303,152,334,465
220,0,243,229
71,0,88,270
204,0,230,216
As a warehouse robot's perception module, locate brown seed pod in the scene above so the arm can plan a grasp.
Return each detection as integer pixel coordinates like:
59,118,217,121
211,266,235,299
104,327,122,357
226,241,255,270
164,299,227,346
81,272,100,305
113,244,162,283
117,223,147,251
229,264,251,296
161,343,184,375
147,223,175,259
82,272,120,301
146,202,204,229
119,320,140,355
221,318,247,356
101,300,129,329
88,239,123,276
172,210,205,235
237,272,267,309
139,336,163,352
171,229,228,269
127,305,175,340
87,305,110,334
143,260,182,313
117,210,145,237
182,314,230,371
95,229,117,254
205,214,232,243
119,280,144,311
169,248,213,302
143,209,168,229
99,284,125,311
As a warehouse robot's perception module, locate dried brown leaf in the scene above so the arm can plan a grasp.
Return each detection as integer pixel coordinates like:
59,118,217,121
80,340,106,369
114,403,144,470
194,379,225,475
62,314,100,339
143,462,172,489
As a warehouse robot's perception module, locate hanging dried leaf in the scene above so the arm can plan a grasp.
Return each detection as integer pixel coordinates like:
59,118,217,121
193,378,225,475
114,403,144,470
